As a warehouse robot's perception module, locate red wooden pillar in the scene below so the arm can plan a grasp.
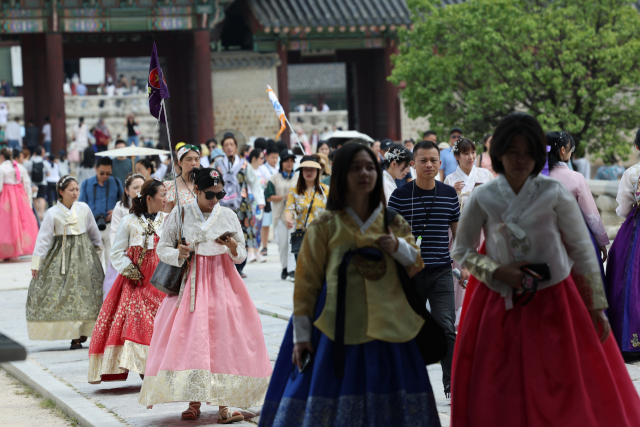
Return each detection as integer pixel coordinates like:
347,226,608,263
193,30,214,146
45,33,66,154
105,57,116,84
276,41,290,146
166,33,190,145
21,34,47,127
383,42,401,141
21,33,66,153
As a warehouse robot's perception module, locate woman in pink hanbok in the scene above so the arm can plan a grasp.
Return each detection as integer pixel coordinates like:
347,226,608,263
444,138,494,328
547,131,608,282
140,167,271,424
0,147,38,259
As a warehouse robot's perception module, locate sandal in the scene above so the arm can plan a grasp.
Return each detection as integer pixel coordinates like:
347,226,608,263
260,247,267,256
217,407,244,424
181,402,201,420
70,339,83,350
79,336,88,343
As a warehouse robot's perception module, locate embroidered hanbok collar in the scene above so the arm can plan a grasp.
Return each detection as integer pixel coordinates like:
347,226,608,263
345,203,383,234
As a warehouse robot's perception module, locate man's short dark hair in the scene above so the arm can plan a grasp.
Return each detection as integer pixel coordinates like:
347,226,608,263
254,138,267,151
96,156,113,168
114,139,126,147
490,112,547,176
265,146,279,156
423,130,437,139
413,140,441,158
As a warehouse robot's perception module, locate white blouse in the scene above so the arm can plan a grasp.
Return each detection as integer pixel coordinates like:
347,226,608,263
0,160,32,205
452,174,607,311
31,202,102,270
109,201,131,246
157,201,247,264
383,170,397,204
615,162,640,218
444,165,494,209
110,212,168,274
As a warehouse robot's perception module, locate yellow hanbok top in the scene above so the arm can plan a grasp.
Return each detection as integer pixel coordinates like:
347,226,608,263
293,204,425,345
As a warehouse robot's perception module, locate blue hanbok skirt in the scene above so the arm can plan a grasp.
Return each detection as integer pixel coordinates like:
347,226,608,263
605,206,640,353
258,286,441,427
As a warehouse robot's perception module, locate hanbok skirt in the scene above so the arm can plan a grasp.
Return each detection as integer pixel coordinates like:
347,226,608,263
88,240,166,383
259,286,441,427
25,234,104,340
605,206,640,353
0,183,38,259
451,275,640,427
138,253,272,407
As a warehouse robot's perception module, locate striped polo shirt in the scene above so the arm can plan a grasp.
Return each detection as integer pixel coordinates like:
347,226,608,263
388,180,460,270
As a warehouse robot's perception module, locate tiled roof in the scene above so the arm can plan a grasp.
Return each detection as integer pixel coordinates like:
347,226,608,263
247,0,412,28
288,63,346,94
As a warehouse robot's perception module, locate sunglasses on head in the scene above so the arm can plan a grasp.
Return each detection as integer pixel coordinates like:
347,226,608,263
203,190,226,200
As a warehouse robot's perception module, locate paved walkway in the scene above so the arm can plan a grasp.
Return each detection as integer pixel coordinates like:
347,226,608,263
2,246,639,427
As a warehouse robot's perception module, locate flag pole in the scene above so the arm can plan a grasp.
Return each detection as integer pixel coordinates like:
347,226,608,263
161,99,184,238
283,116,307,156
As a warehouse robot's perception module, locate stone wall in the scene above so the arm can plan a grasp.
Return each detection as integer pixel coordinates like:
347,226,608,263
400,97,430,142
587,180,624,240
211,52,281,140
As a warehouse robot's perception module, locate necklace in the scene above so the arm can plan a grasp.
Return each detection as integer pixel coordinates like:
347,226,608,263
180,174,196,198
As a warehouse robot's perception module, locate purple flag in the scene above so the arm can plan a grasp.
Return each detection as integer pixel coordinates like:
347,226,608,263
148,42,170,122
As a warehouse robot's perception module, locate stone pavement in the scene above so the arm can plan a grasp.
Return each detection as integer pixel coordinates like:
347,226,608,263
2,246,639,427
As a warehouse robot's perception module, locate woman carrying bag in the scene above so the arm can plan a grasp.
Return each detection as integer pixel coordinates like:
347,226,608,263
284,155,328,261
259,144,441,427
88,179,168,384
140,167,271,423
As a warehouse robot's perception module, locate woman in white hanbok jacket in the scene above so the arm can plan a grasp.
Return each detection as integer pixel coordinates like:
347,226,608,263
444,137,493,328
26,175,104,349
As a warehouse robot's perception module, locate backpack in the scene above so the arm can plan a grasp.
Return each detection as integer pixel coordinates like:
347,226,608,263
31,160,44,183
220,169,243,211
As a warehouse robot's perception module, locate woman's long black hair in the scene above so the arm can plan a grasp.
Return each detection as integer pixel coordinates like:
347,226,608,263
327,143,384,212
546,131,575,171
80,147,95,168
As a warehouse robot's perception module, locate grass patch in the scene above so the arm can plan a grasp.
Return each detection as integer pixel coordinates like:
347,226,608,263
40,398,56,409
13,384,41,399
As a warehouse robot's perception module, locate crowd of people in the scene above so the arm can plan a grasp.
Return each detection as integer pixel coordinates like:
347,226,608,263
3,111,640,426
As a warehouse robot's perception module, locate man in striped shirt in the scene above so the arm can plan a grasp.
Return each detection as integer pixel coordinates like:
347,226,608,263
388,140,461,399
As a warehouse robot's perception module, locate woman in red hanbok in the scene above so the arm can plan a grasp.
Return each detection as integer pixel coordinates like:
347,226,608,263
88,179,168,383
451,113,640,427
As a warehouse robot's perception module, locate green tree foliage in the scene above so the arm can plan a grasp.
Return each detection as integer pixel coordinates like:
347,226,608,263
391,0,640,157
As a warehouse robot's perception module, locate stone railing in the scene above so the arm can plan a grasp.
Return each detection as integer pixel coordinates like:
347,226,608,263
0,95,160,144
587,179,623,240
289,110,348,134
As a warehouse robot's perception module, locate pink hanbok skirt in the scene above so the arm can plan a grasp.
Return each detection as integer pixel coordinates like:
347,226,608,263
0,183,37,259
139,253,272,408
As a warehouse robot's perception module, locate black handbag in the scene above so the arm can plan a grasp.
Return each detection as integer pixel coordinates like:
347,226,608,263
290,191,315,255
151,209,192,295
384,208,448,366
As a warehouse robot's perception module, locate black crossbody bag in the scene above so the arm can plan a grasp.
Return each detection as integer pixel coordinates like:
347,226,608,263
290,190,315,255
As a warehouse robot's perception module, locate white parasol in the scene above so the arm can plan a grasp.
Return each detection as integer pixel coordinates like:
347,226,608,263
95,146,171,170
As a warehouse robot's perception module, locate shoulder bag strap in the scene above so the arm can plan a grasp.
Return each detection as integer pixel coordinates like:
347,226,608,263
302,190,316,228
